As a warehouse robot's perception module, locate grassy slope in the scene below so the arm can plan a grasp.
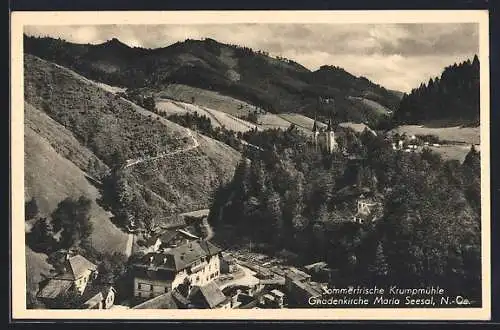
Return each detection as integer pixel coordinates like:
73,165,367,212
155,83,259,117
348,96,392,115
389,125,480,162
389,125,480,145
25,102,109,178
128,132,241,221
24,54,186,165
24,54,241,227
24,125,129,253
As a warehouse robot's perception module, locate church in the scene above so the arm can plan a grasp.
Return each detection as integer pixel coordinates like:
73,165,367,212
311,118,338,153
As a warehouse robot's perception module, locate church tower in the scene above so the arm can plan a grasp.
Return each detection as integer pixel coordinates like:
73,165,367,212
311,116,319,149
325,118,338,153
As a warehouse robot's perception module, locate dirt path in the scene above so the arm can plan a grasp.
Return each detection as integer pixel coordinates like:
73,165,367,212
124,128,199,169
125,233,134,257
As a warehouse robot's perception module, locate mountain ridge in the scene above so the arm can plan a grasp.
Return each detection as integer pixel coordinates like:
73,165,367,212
24,34,402,127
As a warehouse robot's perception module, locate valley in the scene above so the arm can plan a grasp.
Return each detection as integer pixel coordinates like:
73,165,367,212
21,34,482,311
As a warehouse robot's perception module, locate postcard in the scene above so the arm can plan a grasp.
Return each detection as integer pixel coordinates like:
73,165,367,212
10,9,491,320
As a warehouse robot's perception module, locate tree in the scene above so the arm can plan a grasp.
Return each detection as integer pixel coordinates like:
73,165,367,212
25,197,39,221
51,196,93,248
26,217,56,253
368,241,389,278
264,189,283,241
110,149,126,170
97,252,128,284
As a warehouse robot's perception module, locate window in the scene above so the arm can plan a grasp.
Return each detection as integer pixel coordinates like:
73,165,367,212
165,287,169,293
150,285,154,291
138,283,142,290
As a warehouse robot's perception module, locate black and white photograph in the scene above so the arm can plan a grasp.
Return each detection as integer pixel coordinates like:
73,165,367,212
10,10,490,320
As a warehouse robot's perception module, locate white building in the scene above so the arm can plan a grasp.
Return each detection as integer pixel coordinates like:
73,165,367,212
311,119,338,153
132,240,222,299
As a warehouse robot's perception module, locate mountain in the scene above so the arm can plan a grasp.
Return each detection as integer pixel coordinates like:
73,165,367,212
393,56,480,126
24,53,241,232
24,35,402,127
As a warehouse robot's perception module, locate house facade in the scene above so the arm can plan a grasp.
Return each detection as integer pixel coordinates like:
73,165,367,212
36,254,102,308
132,240,222,299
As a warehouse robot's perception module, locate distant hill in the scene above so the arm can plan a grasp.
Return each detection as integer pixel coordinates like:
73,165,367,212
24,35,401,127
393,56,480,126
24,54,241,231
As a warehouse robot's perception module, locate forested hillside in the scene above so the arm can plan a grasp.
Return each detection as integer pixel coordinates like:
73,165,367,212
394,56,480,126
24,35,401,127
209,126,481,302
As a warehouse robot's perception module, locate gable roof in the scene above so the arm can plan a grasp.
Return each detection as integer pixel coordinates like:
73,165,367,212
190,282,228,309
132,292,180,309
66,255,97,279
138,240,222,272
81,291,104,308
146,229,199,247
198,240,222,256
36,279,73,299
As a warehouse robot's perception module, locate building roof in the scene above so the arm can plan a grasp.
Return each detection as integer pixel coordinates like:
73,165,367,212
171,288,190,306
146,228,200,247
132,292,180,309
36,279,73,299
190,282,228,309
137,240,222,272
57,255,97,280
285,267,311,282
291,279,322,298
81,292,104,308
263,294,275,301
270,289,285,297
198,240,222,256
304,261,328,271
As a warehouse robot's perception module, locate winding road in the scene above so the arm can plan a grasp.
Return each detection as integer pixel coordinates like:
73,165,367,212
124,128,200,169
125,233,134,257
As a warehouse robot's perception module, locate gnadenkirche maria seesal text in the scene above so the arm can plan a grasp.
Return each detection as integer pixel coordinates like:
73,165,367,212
307,285,476,307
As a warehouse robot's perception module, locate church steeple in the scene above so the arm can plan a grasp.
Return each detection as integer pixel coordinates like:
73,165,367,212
312,119,318,132
327,118,332,131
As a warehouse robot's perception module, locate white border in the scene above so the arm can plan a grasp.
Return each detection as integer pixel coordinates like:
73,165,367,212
11,10,491,320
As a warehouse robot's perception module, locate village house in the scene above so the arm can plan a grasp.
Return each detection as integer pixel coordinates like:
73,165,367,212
132,240,222,300
304,261,335,282
220,254,239,274
188,282,231,309
80,285,117,309
145,228,200,253
132,281,231,309
36,253,116,309
284,267,322,305
270,289,286,308
352,195,381,224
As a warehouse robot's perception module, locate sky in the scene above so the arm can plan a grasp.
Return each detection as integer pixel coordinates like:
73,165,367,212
24,23,479,92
